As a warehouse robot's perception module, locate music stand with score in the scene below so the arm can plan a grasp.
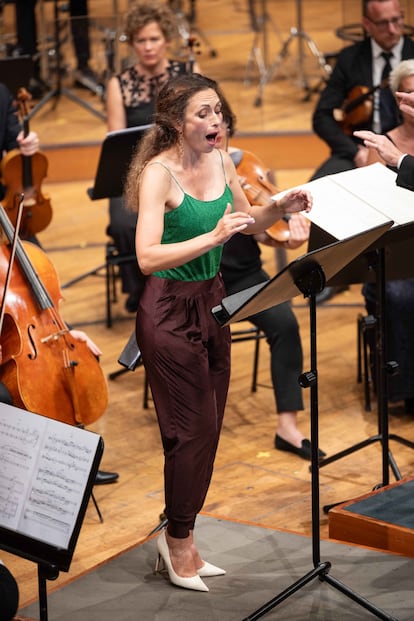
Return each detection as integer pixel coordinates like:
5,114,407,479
212,222,399,621
0,403,103,621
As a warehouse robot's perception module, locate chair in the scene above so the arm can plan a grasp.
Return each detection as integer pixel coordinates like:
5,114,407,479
142,324,266,409
105,240,136,328
356,313,376,412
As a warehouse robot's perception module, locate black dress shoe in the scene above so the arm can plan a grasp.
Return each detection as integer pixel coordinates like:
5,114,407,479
274,434,326,461
125,292,140,313
94,470,119,485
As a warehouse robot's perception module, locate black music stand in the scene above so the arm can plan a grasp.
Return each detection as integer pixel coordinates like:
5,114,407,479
0,403,103,621
0,56,34,97
212,222,398,621
86,125,151,201
62,125,151,291
309,219,414,505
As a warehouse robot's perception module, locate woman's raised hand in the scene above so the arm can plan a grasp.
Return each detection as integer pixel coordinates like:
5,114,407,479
276,188,313,215
214,204,255,244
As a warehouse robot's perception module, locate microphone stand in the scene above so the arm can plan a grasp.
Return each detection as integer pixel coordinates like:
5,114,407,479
29,0,105,122
253,0,332,106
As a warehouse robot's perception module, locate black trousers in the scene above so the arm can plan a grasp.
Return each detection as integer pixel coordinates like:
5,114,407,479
15,0,90,71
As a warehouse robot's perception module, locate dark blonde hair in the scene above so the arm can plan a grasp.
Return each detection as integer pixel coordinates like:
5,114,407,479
125,1,178,44
125,73,223,212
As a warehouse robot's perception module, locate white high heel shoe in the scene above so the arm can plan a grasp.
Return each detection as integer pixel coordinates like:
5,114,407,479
155,530,209,592
197,561,226,577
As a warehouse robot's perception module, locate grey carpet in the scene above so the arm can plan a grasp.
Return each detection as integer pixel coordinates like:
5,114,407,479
19,516,414,620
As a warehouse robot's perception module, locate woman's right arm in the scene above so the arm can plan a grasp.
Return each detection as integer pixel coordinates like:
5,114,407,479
106,76,127,132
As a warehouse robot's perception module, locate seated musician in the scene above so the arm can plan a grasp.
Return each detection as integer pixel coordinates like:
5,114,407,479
0,81,118,483
216,86,325,460
0,82,39,201
355,61,414,413
310,0,414,181
308,0,414,303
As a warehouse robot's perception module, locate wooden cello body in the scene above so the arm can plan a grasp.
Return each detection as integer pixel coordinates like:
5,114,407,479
0,206,108,426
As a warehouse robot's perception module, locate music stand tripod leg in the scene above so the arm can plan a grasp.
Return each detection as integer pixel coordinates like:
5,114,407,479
29,0,106,122
242,263,397,621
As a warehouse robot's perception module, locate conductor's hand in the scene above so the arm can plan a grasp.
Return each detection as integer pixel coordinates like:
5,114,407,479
396,91,414,121
214,204,255,244
353,130,403,168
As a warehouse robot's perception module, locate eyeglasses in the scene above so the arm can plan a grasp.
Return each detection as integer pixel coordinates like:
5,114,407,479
366,15,404,30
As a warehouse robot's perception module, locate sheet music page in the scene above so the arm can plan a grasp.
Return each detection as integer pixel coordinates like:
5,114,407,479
273,163,413,239
0,403,100,549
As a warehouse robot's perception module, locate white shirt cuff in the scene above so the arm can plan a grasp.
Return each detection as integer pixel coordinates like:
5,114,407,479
398,154,408,169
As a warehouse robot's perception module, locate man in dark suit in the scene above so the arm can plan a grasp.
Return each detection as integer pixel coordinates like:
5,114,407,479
311,0,414,180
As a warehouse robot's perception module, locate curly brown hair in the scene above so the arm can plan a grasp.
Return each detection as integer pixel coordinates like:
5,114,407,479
125,73,223,212
124,1,178,44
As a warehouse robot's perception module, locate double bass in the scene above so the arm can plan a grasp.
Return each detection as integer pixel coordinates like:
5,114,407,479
0,203,108,427
0,88,52,240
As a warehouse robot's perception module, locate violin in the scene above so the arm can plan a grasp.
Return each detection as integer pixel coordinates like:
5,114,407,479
334,81,386,136
235,150,290,243
0,87,52,239
0,204,108,427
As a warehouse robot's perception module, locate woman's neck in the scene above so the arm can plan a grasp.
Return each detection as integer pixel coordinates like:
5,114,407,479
136,58,170,77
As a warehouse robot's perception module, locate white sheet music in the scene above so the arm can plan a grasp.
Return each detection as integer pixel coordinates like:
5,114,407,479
273,163,413,239
0,403,100,549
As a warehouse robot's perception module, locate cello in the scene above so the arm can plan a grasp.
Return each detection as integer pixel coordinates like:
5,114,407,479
0,203,108,427
0,87,53,240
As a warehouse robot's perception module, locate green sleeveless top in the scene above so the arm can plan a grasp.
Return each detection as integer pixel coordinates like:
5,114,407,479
153,153,233,281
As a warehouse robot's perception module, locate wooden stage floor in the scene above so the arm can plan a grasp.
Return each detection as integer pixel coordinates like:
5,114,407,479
1,0,414,612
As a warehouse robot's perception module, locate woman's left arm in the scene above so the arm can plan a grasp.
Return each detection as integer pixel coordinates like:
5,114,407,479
224,152,312,234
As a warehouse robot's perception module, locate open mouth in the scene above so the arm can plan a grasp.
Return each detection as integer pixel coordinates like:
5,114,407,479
206,132,219,146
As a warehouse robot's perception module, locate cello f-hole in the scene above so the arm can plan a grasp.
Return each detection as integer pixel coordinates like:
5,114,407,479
27,324,38,360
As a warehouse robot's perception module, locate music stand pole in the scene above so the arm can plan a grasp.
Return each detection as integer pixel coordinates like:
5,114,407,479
242,263,396,621
28,0,106,122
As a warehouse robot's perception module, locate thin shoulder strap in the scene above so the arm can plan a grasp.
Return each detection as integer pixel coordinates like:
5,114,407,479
217,149,227,181
146,161,185,192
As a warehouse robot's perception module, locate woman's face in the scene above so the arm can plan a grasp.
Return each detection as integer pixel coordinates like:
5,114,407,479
396,75,414,121
181,89,223,152
132,21,170,70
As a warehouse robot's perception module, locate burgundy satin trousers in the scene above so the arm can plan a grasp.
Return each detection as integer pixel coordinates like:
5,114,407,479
136,274,231,538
